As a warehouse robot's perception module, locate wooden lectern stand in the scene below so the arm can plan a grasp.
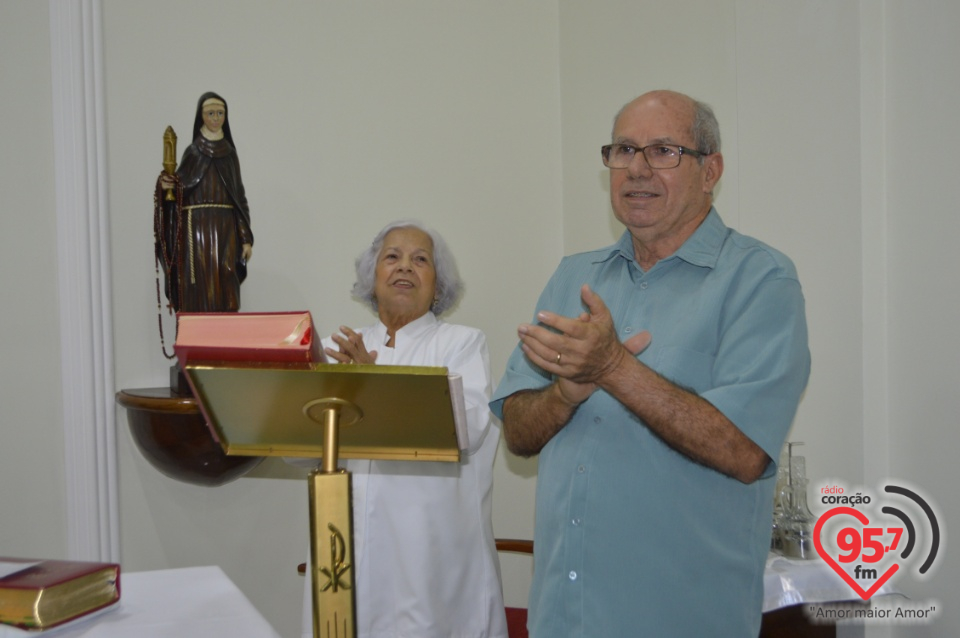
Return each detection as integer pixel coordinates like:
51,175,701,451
183,362,465,638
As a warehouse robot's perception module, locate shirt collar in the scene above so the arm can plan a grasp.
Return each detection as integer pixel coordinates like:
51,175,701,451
674,207,727,268
374,311,437,347
598,207,727,270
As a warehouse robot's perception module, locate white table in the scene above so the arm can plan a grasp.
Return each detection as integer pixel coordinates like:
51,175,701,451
1,566,279,637
2,557,897,636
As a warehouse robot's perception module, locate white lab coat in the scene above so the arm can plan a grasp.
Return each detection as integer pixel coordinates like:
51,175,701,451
302,312,507,638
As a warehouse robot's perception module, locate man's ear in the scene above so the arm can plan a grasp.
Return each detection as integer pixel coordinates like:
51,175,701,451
701,152,723,193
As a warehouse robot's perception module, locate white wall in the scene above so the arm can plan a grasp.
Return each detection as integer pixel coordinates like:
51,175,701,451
3,1,959,637
884,1,960,635
0,1,68,558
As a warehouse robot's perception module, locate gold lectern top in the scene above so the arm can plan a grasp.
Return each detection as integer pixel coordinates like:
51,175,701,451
185,362,462,462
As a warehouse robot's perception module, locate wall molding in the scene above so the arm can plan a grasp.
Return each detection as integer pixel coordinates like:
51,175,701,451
49,0,119,562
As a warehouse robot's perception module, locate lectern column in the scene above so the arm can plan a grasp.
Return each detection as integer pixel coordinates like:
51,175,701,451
308,405,356,638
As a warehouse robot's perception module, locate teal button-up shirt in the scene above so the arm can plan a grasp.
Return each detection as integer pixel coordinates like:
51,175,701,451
491,209,810,637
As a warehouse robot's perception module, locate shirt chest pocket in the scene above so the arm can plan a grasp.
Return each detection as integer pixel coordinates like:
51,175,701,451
651,345,715,394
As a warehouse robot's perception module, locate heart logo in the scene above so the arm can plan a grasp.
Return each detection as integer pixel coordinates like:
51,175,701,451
813,506,900,600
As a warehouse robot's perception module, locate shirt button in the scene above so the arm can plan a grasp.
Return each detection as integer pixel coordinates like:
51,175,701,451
640,282,648,290
577,465,586,473
593,417,601,424
569,571,578,581
572,518,581,526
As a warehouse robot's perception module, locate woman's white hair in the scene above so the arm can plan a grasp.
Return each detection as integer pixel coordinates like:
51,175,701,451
351,220,464,316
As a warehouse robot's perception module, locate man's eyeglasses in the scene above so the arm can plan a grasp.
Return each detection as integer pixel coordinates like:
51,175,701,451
601,143,707,170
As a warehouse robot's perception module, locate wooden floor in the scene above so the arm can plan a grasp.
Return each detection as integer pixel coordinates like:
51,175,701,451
760,604,836,638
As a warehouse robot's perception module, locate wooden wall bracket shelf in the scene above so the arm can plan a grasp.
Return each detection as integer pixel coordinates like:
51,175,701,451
116,386,263,486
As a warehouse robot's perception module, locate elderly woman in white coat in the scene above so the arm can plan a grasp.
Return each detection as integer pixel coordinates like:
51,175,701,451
302,220,507,638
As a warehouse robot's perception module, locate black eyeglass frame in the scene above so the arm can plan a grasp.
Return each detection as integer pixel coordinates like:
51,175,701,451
600,143,708,169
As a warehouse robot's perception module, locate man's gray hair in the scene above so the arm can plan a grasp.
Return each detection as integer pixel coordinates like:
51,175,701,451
351,220,464,316
691,99,721,158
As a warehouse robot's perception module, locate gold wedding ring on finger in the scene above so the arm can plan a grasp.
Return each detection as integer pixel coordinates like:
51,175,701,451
555,352,562,365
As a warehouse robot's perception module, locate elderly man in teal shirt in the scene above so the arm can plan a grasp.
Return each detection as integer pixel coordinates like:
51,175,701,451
490,90,810,637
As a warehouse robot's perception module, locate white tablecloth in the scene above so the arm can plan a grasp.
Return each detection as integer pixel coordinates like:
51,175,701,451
1,565,279,637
